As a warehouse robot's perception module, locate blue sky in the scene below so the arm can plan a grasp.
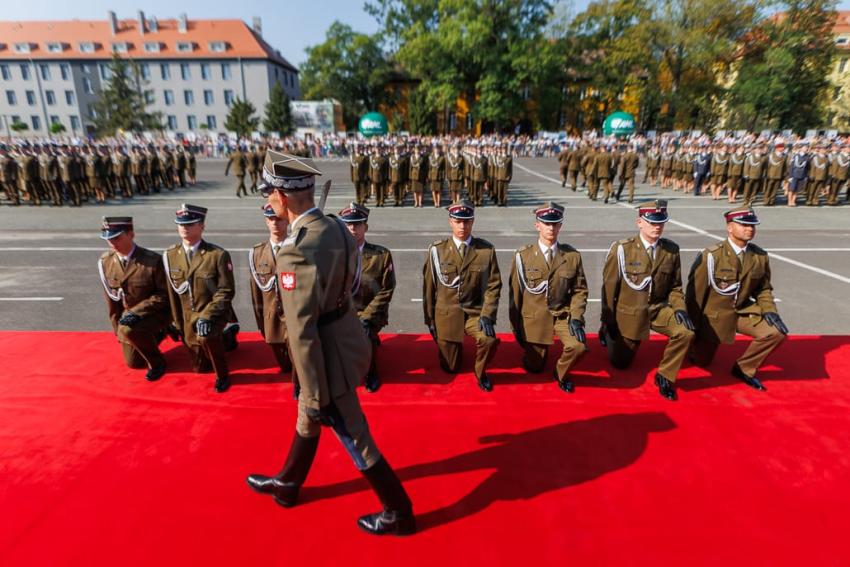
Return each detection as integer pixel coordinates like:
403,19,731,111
6,1,850,68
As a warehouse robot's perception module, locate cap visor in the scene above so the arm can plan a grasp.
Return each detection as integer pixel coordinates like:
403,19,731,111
100,230,123,240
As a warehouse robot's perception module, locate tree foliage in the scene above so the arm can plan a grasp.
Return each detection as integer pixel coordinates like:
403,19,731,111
224,98,260,138
91,53,161,136
263,82,295,135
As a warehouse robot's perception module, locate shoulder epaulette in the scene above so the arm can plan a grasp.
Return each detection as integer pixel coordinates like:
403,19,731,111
518,243,533,252
748,243,767,256
166,243,180,251
558,243,578,254
473,237,495,249
659,238,680,252
707,243,723,253
100,250,112,260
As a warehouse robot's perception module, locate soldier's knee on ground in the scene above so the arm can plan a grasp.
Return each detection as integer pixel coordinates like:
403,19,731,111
671,327,695,343
565,340,589,357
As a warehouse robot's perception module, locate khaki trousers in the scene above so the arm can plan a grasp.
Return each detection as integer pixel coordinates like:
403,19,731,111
606,307,695,381
117,320,166,369
690,313,786,377
437,316,500,379
522,317,588,380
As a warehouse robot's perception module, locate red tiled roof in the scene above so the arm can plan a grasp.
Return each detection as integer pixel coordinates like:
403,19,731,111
0,18,296,70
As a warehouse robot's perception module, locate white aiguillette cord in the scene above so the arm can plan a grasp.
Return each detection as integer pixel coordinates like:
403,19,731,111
248,247,276,292
706,251,740,299
430,245,460,289
514,252,547,295
615,243,652,293
162,250,193,305
97,258,124,302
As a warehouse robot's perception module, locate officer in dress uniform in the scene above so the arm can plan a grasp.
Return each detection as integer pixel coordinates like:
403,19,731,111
568,143,585,191
742,144,766,205
408,144,428,208
786,141,810,207
763,141,787,206
368,143,389,207
509,203,588,393
174,146,188,188
708,142,729,200
494,144,513,206
692,142,711,196
98,217,171,381
225,146,248,197
446,143,465,203
686,207,788,390
349,143,369,205
615,143,640,203
339,202,396,393
726,143,745,203
806,144,829,206
248,145,261,193
427,144,446,208
163,204,238,392
387,145,408,207
828,141,849,206
247,152,415,536
249,204,295,379
469,146,488,206
1,144,20,206
422,200,502,391
557,143,572,187
600,200,696,401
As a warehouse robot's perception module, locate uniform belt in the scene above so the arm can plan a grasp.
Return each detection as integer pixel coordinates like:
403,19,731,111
318,304,349,327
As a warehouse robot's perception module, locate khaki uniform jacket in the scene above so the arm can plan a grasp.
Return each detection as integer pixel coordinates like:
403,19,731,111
557,149,572,168
470,156,488,182
422,237,502,343
349,154,368,183
809,156,829,181
408,154,428,183
743,154,766,179
388,155,409,182
354,242,396,329
830,152,850,180
39,154,60,181
19,155,38,181
428,154,446,182
496,156,513,181
509,243,588,345
249,240,288,344
646,149,660,169
618,151,639,179
369,155,388,182
58,155,73,182
593,152,613,179
686,240,778,344
276,210,371,410
727,153,745,176
601,236,687,341
0,156,17,183
766,152,787,179
163,241,236,347
99,246,171,341
115,154,131,176
568,148,584,172
225,151,246,176
710,152,729,176
446,154,464,181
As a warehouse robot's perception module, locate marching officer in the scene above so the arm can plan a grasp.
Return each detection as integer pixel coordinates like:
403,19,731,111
18,145,42,206
493,144,513,206
568,143,585,191
225,146,248,197
427,144,446,208
408,144,428,208
761,141,787,206
248,151,415,536
422,200,502,391
248,145,262,193
174,146,188,188
368,143,389,207
446,143,465,203
726,143,745,203
509,203,588,393
596,144,615,203
828,141,849,206
349,143,369,205
98,217,171,381
558,143,572,187
742,144,766,205
388,145,408,206
615,143,640,203
469,147,488,206
38,145,62,206
807,144,829,206
686,207,788,390
0,145,20,205
644,142,660,186
708,142,729,200
163,204,238,392
187,146,197,186
600,200,696,401
249,204,295,376
692,142,711,196
339,202,396,393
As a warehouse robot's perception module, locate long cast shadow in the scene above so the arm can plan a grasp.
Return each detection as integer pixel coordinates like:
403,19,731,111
300,412,676,532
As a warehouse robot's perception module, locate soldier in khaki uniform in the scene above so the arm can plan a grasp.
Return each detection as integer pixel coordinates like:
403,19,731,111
368,143,389,207
225,146,248,197
659,145,674,188
248,152,414,536
408,144,428,208
387,146,408,207
509,203,588,393
18,146,42,206
423,200,502,391
643,142,660,185
596,145,615,203
557,143,572,187
708,142,729,200
130,147,147,196
0,145,20,206
249,204,294,377
248,145,261,193
827,142,850,206
686,207,788,390
38,146,62,206
163,204,238,392
493,144,513,206
726,144,745,203
806,145,829,206
600,201,696,401
174,146,188,188
469,147,488,207
615,144,640,203
428,144,446,208
567,144,584,191
742,145,766,205
763,142,787,206
98,217,171,381
446,144,465,203
339,203,396,393
584,145,600,200
349,143,369,205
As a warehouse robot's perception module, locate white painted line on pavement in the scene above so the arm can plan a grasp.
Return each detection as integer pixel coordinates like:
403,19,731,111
516,161,850,286
0,297,63,301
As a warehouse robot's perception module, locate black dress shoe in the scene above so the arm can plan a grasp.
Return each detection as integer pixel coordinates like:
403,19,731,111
364,371,381,393
554,369,574,393
222,324,240,352
145,362,166,382
476,373,493,392
292,382,301,400
732,363,767,391
245,475,301,507
654,373,678,401
357,511,416,536
215,375,231,393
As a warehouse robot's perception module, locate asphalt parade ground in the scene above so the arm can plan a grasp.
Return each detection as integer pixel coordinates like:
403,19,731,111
0,157,848,335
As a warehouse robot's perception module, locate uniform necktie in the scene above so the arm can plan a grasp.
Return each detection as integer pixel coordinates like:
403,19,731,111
458,243,467,258
187,249,194,263
272,243,280,257
544,249,553,267
648,246,655,264
737,250,744,266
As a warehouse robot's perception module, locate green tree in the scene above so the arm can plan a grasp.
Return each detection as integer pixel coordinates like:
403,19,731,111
50,122,67,135
301,21,395,129
263,82,295,135
91,53,160,136
224,98,260,138
727,0,837,131
407,85,435,134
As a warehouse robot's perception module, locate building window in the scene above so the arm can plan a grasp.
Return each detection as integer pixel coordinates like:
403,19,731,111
78,42,96,53
209,41,227,52
221,63,232,80
26,90,36,106
89,105,96,119
31,115,41,130
11,115,22,126
14,43,32,54
144,42,160,53
184,90,194,105
837,37,849,45
0,65,9,80
187,115,197,130
160,64,170,80
140,63,150,80
82,78,93,94
46,42,64,53
60,64,70,80
206,115,217,129
164,90,174,106
144,90,155,104
70,115,80,130
176,42,193,53
180,63,190,80
82,64,91,74
45,90,56,105
65,90,75,105
111,42,129,53
20,65,31,80
39,64,51,80
201,63,211,80
50,115,60,125
6,91,16,105
224,89,234,106
203,89,214,105
167,115,178,130
100,64,111,81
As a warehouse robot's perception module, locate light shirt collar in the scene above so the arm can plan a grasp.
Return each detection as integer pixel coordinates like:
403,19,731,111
119,244,137,263
358,242,366,252
538,240,557,256
452,235,473,250
183,240,201,255
270,238,284,250
291,206,320,232
727,238,748,256
639,234,658,254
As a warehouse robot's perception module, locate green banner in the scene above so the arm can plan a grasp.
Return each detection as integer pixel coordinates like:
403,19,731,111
358,112,388,137
603,111,636,137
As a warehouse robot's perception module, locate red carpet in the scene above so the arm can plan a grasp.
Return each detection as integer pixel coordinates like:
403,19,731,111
1,331,849,566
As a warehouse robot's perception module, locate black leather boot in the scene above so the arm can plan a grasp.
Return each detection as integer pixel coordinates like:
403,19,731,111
357,458,416,536
654,373,677,401
246,433,319,508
